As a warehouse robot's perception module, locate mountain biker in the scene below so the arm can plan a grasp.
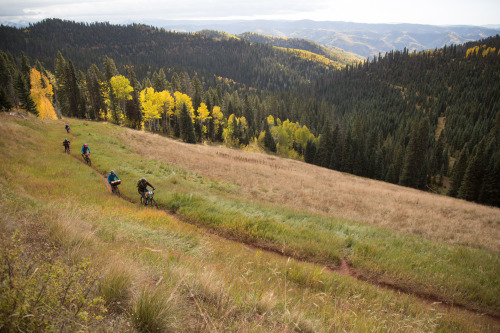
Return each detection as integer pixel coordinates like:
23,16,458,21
137,177,155,205
65,124,70,133
108,170,120,185
62,138,70,152
81,143,90,157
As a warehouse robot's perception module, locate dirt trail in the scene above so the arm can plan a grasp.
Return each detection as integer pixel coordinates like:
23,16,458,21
74,155,500,326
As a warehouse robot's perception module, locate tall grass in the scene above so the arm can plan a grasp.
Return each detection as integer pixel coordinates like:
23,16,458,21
0,114,498,331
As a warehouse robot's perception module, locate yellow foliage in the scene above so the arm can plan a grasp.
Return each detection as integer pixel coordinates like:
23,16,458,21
196,103,211,122
466,45,497,58
174,91,194,121
30,68,57,120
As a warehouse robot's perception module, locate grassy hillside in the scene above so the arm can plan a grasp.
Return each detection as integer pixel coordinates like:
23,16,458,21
1,113,499,332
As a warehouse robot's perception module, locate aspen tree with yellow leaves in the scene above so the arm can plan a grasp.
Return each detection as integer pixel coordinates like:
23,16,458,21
195,102,211,141
211,105,224,141
29,68,57,120
139,87,161,132
108,75,133,124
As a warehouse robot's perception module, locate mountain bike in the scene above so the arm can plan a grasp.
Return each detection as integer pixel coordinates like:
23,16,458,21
64,146,70,154
110,180,121,197
82,153,91,166
142,190,158,208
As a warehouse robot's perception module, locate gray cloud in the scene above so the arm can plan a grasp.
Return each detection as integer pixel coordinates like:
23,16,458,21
0,0,498,26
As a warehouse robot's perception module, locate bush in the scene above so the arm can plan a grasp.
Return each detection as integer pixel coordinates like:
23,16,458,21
0,232,107,332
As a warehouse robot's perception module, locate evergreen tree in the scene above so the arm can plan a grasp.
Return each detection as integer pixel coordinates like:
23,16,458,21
448,146,469,197
304,139,317,164
65,60,86,118
171,72,181,92
478,151,500,206
86,64,106,120
15,72,37,115
54,51,69,115
313,120,333,167
179,103,196,143
0,52,14,110
400,117,430,189
458,139,486,201
191,76,203,111
126,66,142,129
263,120,276,152
152,68,167,92
341,130,353,173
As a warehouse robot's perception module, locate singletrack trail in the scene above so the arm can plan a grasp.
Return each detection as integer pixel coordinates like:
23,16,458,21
73,153,500,326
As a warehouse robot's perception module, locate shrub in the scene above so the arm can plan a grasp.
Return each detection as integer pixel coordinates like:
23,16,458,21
0,232,107,332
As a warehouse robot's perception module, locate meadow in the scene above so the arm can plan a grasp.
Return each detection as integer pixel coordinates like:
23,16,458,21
0,113,499,332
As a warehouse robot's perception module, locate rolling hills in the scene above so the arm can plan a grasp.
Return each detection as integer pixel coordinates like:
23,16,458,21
160,19,500,58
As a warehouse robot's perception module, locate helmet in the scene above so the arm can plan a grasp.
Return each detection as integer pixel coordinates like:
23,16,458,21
84,144,88,147
141,177,146,182
110,170,115,174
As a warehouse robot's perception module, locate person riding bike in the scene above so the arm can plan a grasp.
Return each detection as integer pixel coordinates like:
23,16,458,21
65,124,70,133
137,177,155,205
81,143,90,157
108,170,120,194
62,138,70,153
108,170,120,185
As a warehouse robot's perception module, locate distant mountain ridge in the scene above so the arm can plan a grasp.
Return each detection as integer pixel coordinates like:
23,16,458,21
199,30,364,63
156,19,500,58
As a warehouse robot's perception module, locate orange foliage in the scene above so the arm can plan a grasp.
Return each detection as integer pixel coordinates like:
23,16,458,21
30,68,57,120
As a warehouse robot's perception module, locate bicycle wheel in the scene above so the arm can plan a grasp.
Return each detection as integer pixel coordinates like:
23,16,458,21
115,187,120,197
150,198,158,208
86,157,91,166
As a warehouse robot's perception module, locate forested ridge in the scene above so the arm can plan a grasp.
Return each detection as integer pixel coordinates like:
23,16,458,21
0,18,342,91
1,18,499,207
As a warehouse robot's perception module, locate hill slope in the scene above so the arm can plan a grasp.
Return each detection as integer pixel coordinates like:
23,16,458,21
0,19,347,91
0,114,499,332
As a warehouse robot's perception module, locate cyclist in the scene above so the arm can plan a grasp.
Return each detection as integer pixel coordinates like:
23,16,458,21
108,170,120,185
65,124,70,133
108,170,120,193
81,143,90,157
137,177,155,205
62,138,70,153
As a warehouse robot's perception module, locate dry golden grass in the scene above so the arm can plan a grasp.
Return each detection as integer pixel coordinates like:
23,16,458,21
1,115,498,331
121,129,500,253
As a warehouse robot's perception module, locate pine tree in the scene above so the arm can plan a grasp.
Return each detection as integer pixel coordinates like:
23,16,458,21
263,120,276,152
125,66,142,129
179,103,196,143
0,52,13,110
400,117,430,189
458,140,486,201
313,120,333,167
304,139,317,164
15,72,36,115
478,151,500,207
54,51,69,115
86,64,106,120
65,61,86,118
448,144,469,197
191,76,203,111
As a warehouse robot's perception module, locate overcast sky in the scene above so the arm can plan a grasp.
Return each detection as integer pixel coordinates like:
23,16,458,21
1,0,499,27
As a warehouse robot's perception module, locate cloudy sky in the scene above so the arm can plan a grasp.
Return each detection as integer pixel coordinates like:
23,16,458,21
0,0,499,26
